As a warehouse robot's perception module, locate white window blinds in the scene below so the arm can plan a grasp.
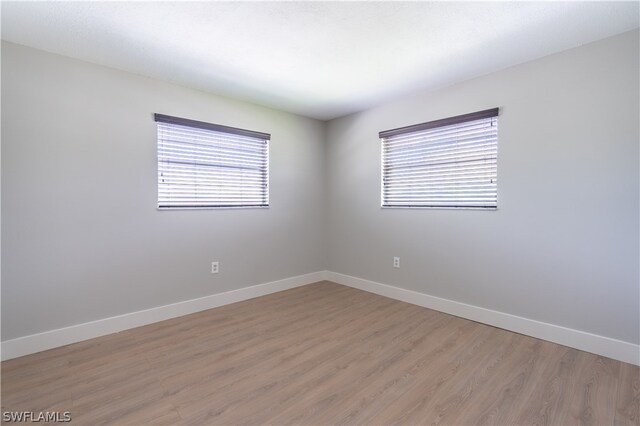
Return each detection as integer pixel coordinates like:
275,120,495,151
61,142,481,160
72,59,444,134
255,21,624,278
380,108,499,209
155,114,269,209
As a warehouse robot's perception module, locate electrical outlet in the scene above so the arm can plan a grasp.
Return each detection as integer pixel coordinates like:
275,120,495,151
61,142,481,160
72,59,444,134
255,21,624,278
211,261,219,274
393,257,400,268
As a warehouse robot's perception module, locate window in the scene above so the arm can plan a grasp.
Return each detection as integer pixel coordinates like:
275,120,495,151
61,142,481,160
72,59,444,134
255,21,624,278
155,114,269,209
380,108,499,209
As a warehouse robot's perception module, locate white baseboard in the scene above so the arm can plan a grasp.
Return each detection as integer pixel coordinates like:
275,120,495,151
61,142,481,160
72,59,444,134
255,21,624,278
4,270,637,366
1,271,325,361
325,271,640,366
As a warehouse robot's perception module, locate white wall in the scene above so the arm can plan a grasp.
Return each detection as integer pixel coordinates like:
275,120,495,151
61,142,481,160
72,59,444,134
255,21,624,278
325,30,640,345
1,41,326,341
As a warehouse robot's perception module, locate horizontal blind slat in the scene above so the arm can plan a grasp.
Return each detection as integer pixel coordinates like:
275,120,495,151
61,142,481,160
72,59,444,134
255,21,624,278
382,113,498,208
157,119,269,208
383,119,497,148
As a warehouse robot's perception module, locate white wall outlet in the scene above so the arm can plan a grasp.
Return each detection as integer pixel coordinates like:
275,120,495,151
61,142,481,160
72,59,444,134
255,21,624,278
393,257,400,268
211,261,219,274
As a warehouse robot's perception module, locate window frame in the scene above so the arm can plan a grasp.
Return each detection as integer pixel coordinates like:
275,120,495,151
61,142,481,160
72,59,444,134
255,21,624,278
154,113,270,210
379,108,499,210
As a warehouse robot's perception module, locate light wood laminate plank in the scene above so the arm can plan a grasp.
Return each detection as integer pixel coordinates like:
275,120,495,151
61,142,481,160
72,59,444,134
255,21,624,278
2,281,637,425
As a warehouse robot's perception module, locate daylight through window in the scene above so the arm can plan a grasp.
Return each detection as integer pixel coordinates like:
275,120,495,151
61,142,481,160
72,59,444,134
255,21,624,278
155,114,269,209
380,108,499,209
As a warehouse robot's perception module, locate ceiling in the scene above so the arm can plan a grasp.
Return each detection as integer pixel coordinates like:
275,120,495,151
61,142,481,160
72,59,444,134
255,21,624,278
2,2,638,121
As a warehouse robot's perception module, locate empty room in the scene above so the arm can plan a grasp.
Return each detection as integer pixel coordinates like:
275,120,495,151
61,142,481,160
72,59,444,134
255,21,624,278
1,1,639,425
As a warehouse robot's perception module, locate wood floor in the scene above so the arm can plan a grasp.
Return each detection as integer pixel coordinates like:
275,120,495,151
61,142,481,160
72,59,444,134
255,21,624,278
2,281,638,425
